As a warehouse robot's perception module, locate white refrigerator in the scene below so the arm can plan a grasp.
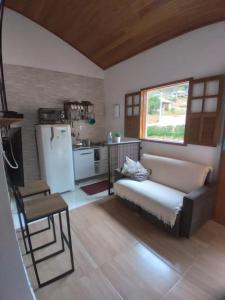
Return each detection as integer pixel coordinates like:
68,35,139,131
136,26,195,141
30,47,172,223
36,124,75,193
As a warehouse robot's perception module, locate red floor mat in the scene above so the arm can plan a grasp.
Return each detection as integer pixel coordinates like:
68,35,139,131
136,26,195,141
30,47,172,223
80,180,111,195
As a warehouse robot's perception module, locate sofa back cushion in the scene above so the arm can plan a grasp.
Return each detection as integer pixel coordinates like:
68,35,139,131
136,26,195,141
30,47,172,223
141,154,212,193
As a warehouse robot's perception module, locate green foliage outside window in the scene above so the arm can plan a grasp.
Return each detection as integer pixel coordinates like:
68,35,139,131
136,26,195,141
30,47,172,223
147,125,185,140
148,94,160,115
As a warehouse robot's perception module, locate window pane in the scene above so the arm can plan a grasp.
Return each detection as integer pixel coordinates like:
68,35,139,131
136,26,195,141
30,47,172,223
205,80,219,96
146,81,189,143
127,107,132,116
204,97,217,112
126,96,132,106
133,95,139,105
192,83,204,97
191,99,203,113
133,106,139,116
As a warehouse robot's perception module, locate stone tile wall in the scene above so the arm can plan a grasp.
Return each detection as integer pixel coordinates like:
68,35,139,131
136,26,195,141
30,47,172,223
4,64,105,181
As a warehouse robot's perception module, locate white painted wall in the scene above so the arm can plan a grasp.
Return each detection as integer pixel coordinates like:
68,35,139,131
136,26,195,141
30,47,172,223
104,22,225,173
2,8,104,79
0,134,34,300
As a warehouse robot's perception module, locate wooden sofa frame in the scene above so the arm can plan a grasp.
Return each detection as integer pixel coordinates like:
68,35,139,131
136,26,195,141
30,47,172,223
114,169,215,238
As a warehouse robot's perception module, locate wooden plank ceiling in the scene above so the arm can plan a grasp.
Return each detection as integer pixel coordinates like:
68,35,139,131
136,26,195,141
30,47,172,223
6,0,225,69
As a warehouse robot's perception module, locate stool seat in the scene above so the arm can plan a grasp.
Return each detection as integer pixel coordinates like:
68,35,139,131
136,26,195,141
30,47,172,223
18,180,50,198
25,193,68,222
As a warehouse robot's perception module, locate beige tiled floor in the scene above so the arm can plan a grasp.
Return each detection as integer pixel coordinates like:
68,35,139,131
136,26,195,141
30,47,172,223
18,196,225,300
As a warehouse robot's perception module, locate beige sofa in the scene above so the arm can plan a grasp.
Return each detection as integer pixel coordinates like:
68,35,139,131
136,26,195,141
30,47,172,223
114,154,214,237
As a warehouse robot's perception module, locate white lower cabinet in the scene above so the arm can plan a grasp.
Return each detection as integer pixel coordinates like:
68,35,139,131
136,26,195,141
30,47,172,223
73,146,108,181
73,149,95,180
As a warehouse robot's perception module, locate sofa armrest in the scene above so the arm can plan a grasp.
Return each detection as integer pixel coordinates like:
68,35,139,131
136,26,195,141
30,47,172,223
181,184,216,238
114,168,126,182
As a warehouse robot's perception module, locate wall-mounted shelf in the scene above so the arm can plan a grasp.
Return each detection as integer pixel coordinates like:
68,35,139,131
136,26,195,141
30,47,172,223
0,111,23,126
0,117,23,125
64,100,94,121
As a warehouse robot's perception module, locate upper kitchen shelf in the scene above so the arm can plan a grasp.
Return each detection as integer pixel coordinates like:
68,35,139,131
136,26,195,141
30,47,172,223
64,100,94,122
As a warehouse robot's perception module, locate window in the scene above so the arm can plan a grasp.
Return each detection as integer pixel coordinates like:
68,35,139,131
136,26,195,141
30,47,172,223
125,75,223,147
124,92,141,138
142,80,190,144
186,75,224,146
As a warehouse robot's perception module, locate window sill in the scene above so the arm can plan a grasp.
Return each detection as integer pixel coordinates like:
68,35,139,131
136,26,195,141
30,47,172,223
141,138,187,146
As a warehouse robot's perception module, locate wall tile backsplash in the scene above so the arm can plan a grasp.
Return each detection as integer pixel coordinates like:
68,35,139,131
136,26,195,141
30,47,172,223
4,64,105,181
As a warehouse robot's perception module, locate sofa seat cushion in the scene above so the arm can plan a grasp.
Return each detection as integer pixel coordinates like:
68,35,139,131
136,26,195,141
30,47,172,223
114,179,186,227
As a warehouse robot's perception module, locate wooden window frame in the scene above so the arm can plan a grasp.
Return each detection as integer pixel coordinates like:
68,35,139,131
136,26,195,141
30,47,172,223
124,91,141,138
186,75,224,147
139,78,192,146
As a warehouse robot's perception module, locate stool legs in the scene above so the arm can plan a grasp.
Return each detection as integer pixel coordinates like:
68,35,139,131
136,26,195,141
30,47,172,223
16,202,29,253
25,210,74,288
50,215,56,244
59,212,65,251
19,214,56,255
66,208,75,273
25,221,41,287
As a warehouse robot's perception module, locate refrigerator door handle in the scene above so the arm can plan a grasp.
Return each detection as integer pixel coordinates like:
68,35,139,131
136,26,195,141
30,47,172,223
50,126,54,142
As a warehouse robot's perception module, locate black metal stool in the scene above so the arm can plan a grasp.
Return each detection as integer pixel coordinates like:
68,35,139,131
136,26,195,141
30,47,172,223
16,180,55,254
14,189,74,288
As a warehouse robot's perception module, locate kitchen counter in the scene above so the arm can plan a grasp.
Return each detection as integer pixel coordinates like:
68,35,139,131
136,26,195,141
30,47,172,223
72,143,106,151
105,138,141,146
73,146,92,151
73,138,140,150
